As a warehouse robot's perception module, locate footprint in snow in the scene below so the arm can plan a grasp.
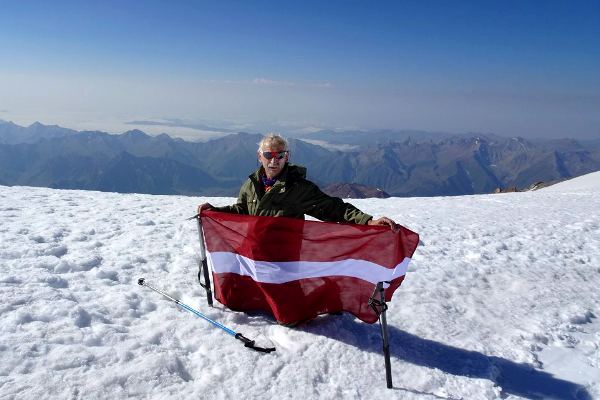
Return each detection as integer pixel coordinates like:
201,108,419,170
39,244,68,258
72,307,92,328
95,269,119,282
78,256,103,270
43,276,69,288
29,235,46,243
138,220,156,226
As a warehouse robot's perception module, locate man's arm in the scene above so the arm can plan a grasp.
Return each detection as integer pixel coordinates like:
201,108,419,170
300,183,371,224
301,182,398,229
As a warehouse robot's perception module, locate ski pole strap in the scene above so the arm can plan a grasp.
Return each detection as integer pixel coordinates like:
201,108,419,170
235,333,276,353
368,282,389,317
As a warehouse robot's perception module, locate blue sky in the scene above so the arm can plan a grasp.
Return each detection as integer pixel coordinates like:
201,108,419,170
0,0,598,139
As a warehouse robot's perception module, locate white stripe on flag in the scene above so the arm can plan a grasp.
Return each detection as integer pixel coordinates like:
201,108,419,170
206,251,410,285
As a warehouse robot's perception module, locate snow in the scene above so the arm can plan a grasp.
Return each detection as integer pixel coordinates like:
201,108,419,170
1,171,599,399
542,171,600,193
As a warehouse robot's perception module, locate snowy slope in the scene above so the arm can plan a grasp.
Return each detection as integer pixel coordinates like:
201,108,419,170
542,171,600,193
1,173,599,399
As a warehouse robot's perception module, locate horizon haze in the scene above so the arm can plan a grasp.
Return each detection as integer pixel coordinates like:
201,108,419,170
0,1,599,141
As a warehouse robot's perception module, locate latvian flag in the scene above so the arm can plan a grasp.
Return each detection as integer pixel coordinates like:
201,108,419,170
201,210,419,325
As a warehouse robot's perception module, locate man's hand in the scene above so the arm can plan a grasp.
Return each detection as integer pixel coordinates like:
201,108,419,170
368,216,399,231
197,203,214,215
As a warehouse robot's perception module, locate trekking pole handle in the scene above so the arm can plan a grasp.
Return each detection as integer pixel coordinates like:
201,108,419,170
195,215,207,261
185,213,207,260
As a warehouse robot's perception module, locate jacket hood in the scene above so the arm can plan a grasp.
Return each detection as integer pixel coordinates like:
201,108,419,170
285,163,307,180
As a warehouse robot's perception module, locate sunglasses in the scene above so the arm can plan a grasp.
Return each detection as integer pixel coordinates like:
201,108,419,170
261,151,288,160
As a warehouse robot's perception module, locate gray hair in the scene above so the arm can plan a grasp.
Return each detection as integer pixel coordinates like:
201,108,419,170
258,133,289,151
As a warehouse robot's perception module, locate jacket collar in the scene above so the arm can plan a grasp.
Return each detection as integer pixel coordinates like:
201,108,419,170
250,163,307,186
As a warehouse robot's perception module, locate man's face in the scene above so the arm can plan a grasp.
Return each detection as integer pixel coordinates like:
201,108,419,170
259,143,288,179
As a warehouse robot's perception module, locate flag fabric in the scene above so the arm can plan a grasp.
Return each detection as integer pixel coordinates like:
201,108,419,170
201,210,419,324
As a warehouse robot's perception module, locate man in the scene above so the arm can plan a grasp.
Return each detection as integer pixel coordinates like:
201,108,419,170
198,134,398,229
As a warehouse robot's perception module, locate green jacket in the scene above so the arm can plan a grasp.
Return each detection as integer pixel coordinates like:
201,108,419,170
215,164,373,224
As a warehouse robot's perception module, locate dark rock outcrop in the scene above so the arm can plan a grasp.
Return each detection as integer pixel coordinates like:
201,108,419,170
323,183,390,199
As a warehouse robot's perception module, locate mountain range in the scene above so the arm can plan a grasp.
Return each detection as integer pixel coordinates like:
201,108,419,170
1,120,599,197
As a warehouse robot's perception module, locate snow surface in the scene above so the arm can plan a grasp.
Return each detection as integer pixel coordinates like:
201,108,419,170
1,171,600,399
542,171,600,193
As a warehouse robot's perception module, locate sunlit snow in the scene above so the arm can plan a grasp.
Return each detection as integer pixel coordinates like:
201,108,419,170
1,172,599,399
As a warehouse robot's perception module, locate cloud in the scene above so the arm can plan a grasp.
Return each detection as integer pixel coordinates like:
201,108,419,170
309,81,333,88
124,118,237,133
252,78,295,86
251,78,333,88
199,77,333,89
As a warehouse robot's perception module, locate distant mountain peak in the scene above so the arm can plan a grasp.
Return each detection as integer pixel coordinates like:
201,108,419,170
27,121,64,130
121,129,149,138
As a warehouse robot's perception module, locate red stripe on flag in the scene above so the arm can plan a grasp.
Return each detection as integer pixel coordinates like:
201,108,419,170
202,210,419,267
213,272,405,324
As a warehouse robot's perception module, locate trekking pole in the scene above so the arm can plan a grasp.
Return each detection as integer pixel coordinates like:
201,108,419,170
138,278,275,353
369,282,393,388
378,282,393,388
187,213,213,307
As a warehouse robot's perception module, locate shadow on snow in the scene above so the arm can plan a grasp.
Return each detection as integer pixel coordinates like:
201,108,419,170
305,314,592,400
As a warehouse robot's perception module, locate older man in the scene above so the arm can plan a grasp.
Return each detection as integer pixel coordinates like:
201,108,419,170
199,134,397,229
